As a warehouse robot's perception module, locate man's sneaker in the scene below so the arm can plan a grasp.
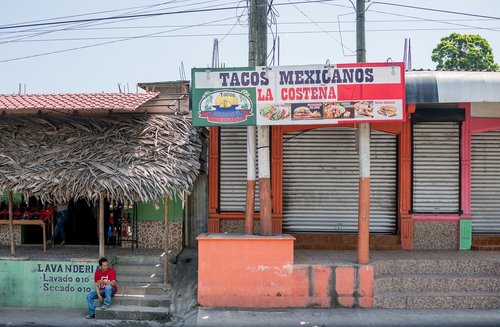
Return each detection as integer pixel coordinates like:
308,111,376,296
85,314,95,319
100,304,110,310
60,241,66,246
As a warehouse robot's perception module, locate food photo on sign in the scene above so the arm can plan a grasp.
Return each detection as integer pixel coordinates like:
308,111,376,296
291,103,322,120
323,102,353,119
259,104,290,121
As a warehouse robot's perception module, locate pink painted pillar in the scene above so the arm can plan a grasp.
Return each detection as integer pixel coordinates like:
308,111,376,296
460,103,472,250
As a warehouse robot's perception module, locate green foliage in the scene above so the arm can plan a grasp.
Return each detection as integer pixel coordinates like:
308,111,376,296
431,33,499,71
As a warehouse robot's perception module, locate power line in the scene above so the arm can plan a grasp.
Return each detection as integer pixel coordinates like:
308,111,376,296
8,26,499,44
372,2,500,21
286,0,355,55
321,1,500,33
0,0,223,27
1,17,495,35
0,0,339,31
0,0,181,46
0,16,235,63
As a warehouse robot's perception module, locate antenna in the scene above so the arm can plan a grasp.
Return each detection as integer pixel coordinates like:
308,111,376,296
403,38,412,71
18,83,21,95
117,83,122,93
212,38,220,68
408,38,412,71
179,61,186,80
403,38,408,71
277,35,280,66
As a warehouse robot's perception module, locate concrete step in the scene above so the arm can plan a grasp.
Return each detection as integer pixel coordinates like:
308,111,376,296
374,259,500,276
114,255,164,265
95,304,171,321
114,263,164,275
375,274,500,292
112,294,171,307
118,282,171,296
374,291,500,309
471,245,500,251
293,233,400,250
119,273,164,284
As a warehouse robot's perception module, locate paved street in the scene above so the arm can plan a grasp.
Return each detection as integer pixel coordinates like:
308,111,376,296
1,306,499,326
197,308,500,327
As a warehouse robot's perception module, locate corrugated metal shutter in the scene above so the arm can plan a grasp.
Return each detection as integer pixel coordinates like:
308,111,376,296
219,127,260,211
282,127,397,233
412,122,460,213
471,130,500,234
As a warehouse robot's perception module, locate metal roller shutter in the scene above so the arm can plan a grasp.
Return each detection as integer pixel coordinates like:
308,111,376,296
219,127,260,211
282,127,397,233
412,122,460,213
471,130,500,234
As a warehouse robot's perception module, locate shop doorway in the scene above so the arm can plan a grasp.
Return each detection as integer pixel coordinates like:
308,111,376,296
22,199,98,245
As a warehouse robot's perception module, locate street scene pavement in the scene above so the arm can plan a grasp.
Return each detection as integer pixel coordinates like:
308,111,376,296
1,306,500,327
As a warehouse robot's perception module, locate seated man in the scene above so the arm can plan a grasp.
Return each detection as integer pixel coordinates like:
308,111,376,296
86,257,117,319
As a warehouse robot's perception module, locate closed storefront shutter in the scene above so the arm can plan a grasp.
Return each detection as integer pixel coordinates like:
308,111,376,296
471,130,500,234
282,127,397,233
219,126,260,211
412,122,460,213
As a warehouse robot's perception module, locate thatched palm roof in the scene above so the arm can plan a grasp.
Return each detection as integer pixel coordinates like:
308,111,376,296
0,115,201,203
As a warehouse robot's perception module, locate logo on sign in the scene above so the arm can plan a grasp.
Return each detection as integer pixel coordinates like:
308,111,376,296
198,90,253,124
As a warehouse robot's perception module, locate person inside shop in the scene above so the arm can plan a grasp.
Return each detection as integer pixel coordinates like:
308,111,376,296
86,257,117,319
46,202,70,246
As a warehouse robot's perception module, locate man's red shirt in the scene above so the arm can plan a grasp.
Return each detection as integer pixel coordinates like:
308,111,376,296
94,268,117,293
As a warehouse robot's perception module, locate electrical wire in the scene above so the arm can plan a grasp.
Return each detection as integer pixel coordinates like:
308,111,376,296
0,0,180,45
1,18,494,34
321,1,500,33
0,16,235,63
287,0,355,55
0,0,341,31
9,26,498,44
372,2,500,21
0,0,239,43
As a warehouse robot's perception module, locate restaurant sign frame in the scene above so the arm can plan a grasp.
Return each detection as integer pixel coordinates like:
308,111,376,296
191,62,406,127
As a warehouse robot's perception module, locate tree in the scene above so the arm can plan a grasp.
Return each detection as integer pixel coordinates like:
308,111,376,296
431,33,499,71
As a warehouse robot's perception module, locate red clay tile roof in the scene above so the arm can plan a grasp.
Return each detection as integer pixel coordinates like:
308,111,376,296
0,93,159,110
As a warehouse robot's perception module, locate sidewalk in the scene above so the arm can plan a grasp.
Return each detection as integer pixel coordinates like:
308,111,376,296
197,307,500,327
1,306,499,327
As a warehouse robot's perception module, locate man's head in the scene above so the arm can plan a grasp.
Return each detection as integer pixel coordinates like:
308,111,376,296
98,257,108,272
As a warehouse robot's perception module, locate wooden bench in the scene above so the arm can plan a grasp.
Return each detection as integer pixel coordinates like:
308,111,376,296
0,219,47,251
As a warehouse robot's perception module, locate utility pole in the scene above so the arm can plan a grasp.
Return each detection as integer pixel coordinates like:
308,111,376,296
356,0,370,264
247,0,272,236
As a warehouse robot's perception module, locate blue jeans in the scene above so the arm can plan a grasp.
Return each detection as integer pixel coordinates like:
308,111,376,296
86,285,114,316
50,210,69,242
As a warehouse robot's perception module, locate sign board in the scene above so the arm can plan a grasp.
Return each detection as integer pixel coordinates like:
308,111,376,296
191,62,406,126
0,260,98,308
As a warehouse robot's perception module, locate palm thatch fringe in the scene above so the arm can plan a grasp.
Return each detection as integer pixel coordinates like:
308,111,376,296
0,115,201,203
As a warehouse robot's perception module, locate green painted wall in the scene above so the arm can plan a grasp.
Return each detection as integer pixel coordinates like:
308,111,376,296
0,260,99,308
460,219,472,250
136,195,184,222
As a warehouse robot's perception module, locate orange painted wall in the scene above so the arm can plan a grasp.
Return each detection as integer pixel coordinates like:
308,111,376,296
198,234,373,308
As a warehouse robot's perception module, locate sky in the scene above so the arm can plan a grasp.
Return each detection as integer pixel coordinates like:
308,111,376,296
1,0,499,94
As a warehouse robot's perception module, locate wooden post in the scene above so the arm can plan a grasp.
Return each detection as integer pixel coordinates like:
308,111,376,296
8,190,15,257
164,195,169,284
99,193,105,259
249,0,272,236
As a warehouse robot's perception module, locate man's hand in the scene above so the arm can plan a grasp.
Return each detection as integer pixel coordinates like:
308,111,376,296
98,295,104,304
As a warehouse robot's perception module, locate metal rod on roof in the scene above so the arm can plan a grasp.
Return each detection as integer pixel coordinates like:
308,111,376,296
99,193,105,259
8,190,15,257
164,194,169,284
